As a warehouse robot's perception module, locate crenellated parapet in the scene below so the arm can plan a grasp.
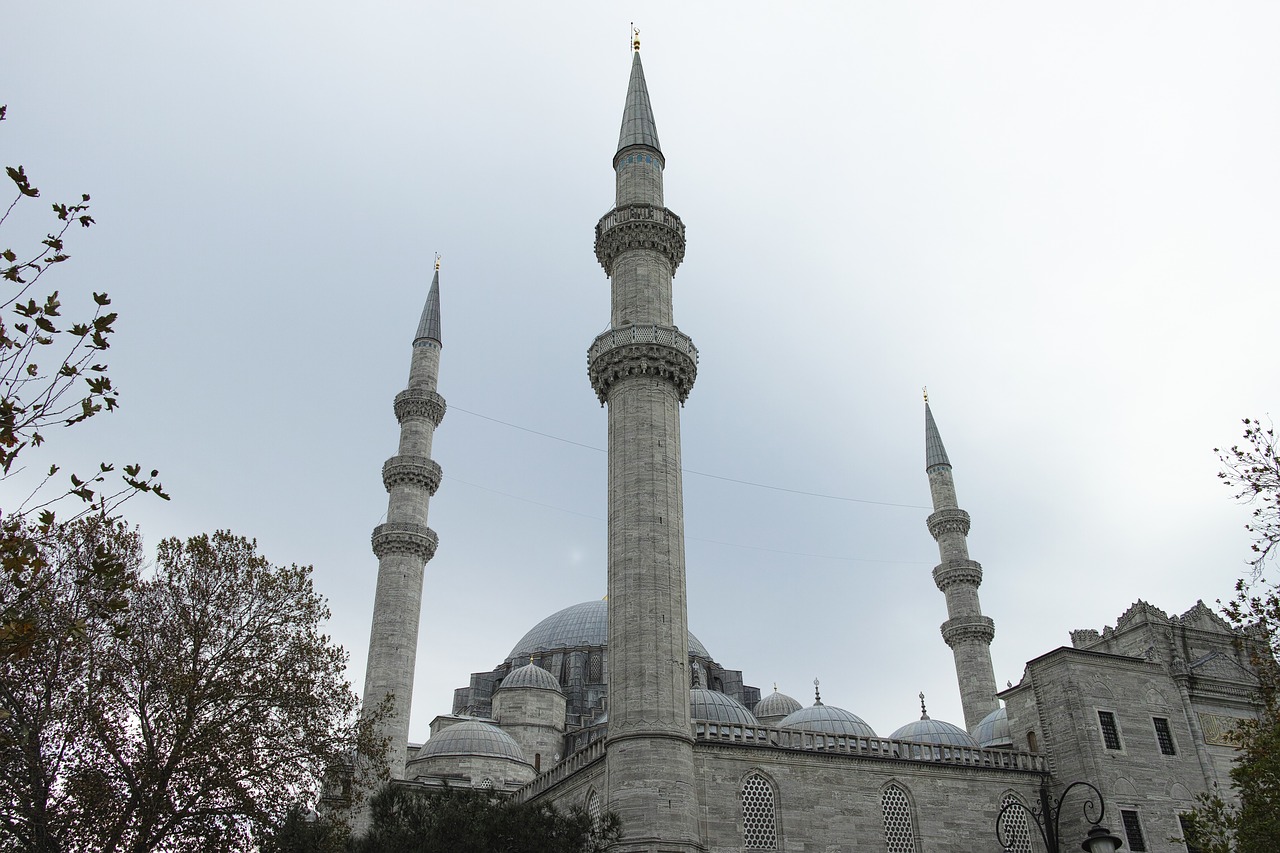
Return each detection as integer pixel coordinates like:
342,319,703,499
587,323,697,403
394,387,447,426
932,559,984,592
927,507,971,539
371,521,439,561
941,614,996,646
594,203,686,275
382,455,442,495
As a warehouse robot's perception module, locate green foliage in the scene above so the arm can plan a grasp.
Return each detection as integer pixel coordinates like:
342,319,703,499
1,104,167,661
352,785,622,853
1182,418,1280,852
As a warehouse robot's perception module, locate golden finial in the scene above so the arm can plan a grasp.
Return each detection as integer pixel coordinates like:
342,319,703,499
631,23,641,52
434,253,441,271
922,386,929,403
530,654,535,665
813,678,822,705
773,682,778,692
919,691,928,719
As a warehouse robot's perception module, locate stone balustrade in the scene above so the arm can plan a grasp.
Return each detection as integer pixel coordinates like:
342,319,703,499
587,324,698,404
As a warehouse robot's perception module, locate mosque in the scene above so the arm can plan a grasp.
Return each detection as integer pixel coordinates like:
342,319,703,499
358,39,1260,853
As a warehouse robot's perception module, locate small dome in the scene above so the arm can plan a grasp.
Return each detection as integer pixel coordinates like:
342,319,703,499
690,689,759,726
972,706,1012,748
507,600,710,661
417,720,527,763
890,716,979,748
779,704,877,737
498,662,562,693
754,689,802,719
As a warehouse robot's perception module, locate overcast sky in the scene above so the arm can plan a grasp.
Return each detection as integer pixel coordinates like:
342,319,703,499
5,3,1278,739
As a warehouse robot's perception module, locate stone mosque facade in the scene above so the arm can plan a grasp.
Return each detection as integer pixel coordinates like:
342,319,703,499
360,45,1262,853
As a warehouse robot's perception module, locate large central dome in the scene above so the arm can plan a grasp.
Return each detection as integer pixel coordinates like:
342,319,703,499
507,599,711,662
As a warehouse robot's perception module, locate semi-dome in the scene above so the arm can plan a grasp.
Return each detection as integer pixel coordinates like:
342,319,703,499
498,662,562,693
754,688,802,720
507,599,710,661
972,706,1012,748
691,688,759,726
890,716,980,748
417,720,527,763
778,704,877,738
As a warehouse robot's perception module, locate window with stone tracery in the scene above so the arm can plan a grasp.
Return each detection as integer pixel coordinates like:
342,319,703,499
881,783,917,853
999,794,1033,853
740,772,777,849
586,790,602,836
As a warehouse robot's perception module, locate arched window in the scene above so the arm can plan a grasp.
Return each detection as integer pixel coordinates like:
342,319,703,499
881,783,916,853
585,790,602,835
740,772,778,850
1000,793,1033,853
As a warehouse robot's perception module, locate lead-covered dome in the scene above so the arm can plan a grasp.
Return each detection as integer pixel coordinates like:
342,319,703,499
754,689,802,720
507,600,710,661
417,720,527,763
691,689,759,726
778,704,877,737
972,706,1012,748
890,715,979,748
498,662,562,693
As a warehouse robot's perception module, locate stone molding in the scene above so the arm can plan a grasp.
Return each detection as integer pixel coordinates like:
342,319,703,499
588,324,697,403
932,559,984,592
371,522,438,561
394,388,447,427
941,615,996,647
927,507,971,539
382,455,442,496
594,203,686,275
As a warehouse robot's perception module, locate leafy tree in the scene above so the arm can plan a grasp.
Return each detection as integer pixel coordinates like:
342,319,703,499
0,515,142,851
1,103,167,660
351,784,622,853
1182,419,1280,852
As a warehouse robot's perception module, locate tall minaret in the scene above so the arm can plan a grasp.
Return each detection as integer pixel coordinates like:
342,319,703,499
363,262,445,779
924,393,1000,731
587,34,702,853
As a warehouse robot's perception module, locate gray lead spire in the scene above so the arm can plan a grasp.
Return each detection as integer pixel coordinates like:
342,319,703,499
414,265,442,346
616,50,662,158
925,402,951,470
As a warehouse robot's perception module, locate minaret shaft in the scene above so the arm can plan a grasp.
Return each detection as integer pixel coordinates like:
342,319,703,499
925,403,999,732
591,50,704,853
363,272,445,780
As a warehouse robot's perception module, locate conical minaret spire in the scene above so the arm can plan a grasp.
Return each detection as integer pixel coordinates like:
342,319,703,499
588,44,702,853
363,264,446,779
923,395,999,731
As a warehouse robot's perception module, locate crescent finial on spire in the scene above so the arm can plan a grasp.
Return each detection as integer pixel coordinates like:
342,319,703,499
632,23,640,52
434,253,441,271
923,385,929,403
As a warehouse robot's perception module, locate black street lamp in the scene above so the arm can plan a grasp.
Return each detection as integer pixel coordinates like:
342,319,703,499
996,781,1125,853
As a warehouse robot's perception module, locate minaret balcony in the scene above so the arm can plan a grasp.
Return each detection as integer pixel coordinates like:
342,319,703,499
932,559,984,592
371,522,438,562
382,455,442,496
394,388,446,427
594,203,686,275
588,324,698,404
926,507,971,539
940,615,996,647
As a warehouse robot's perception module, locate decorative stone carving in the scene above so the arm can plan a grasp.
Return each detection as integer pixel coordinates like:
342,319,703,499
941,615,995,647
1198,712,1244,746
371,522,438,561
394,388,447,426
588,325,698,403
1070,628,1102,648
926,507,971,539
594,203,686,275
932,559,983,592
382,455,442,495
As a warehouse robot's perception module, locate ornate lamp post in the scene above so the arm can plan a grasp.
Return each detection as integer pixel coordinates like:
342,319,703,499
995,781,1125,853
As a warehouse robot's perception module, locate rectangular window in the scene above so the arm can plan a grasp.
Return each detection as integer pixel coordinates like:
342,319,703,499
1179,814,1202,853
1154,717,1176,755
1098,710,1122,750
1121,810,1147,852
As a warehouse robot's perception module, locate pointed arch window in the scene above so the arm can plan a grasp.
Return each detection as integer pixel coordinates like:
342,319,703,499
740,772,777,850
585,790,603,836
999,794,1033,853
881,783,917,853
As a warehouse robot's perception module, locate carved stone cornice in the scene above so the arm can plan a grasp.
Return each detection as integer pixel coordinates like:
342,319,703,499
594,203,686,275
371,522,438,561
932,559,984,592
926,507,971,539
394,388,446,427
382,455,442,496
588,324,697,404
941,615,995,647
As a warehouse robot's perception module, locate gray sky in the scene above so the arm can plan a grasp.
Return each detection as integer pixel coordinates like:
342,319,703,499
4,3,1278,739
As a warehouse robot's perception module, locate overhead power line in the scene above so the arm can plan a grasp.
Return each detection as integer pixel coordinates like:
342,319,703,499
448,405,929,510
